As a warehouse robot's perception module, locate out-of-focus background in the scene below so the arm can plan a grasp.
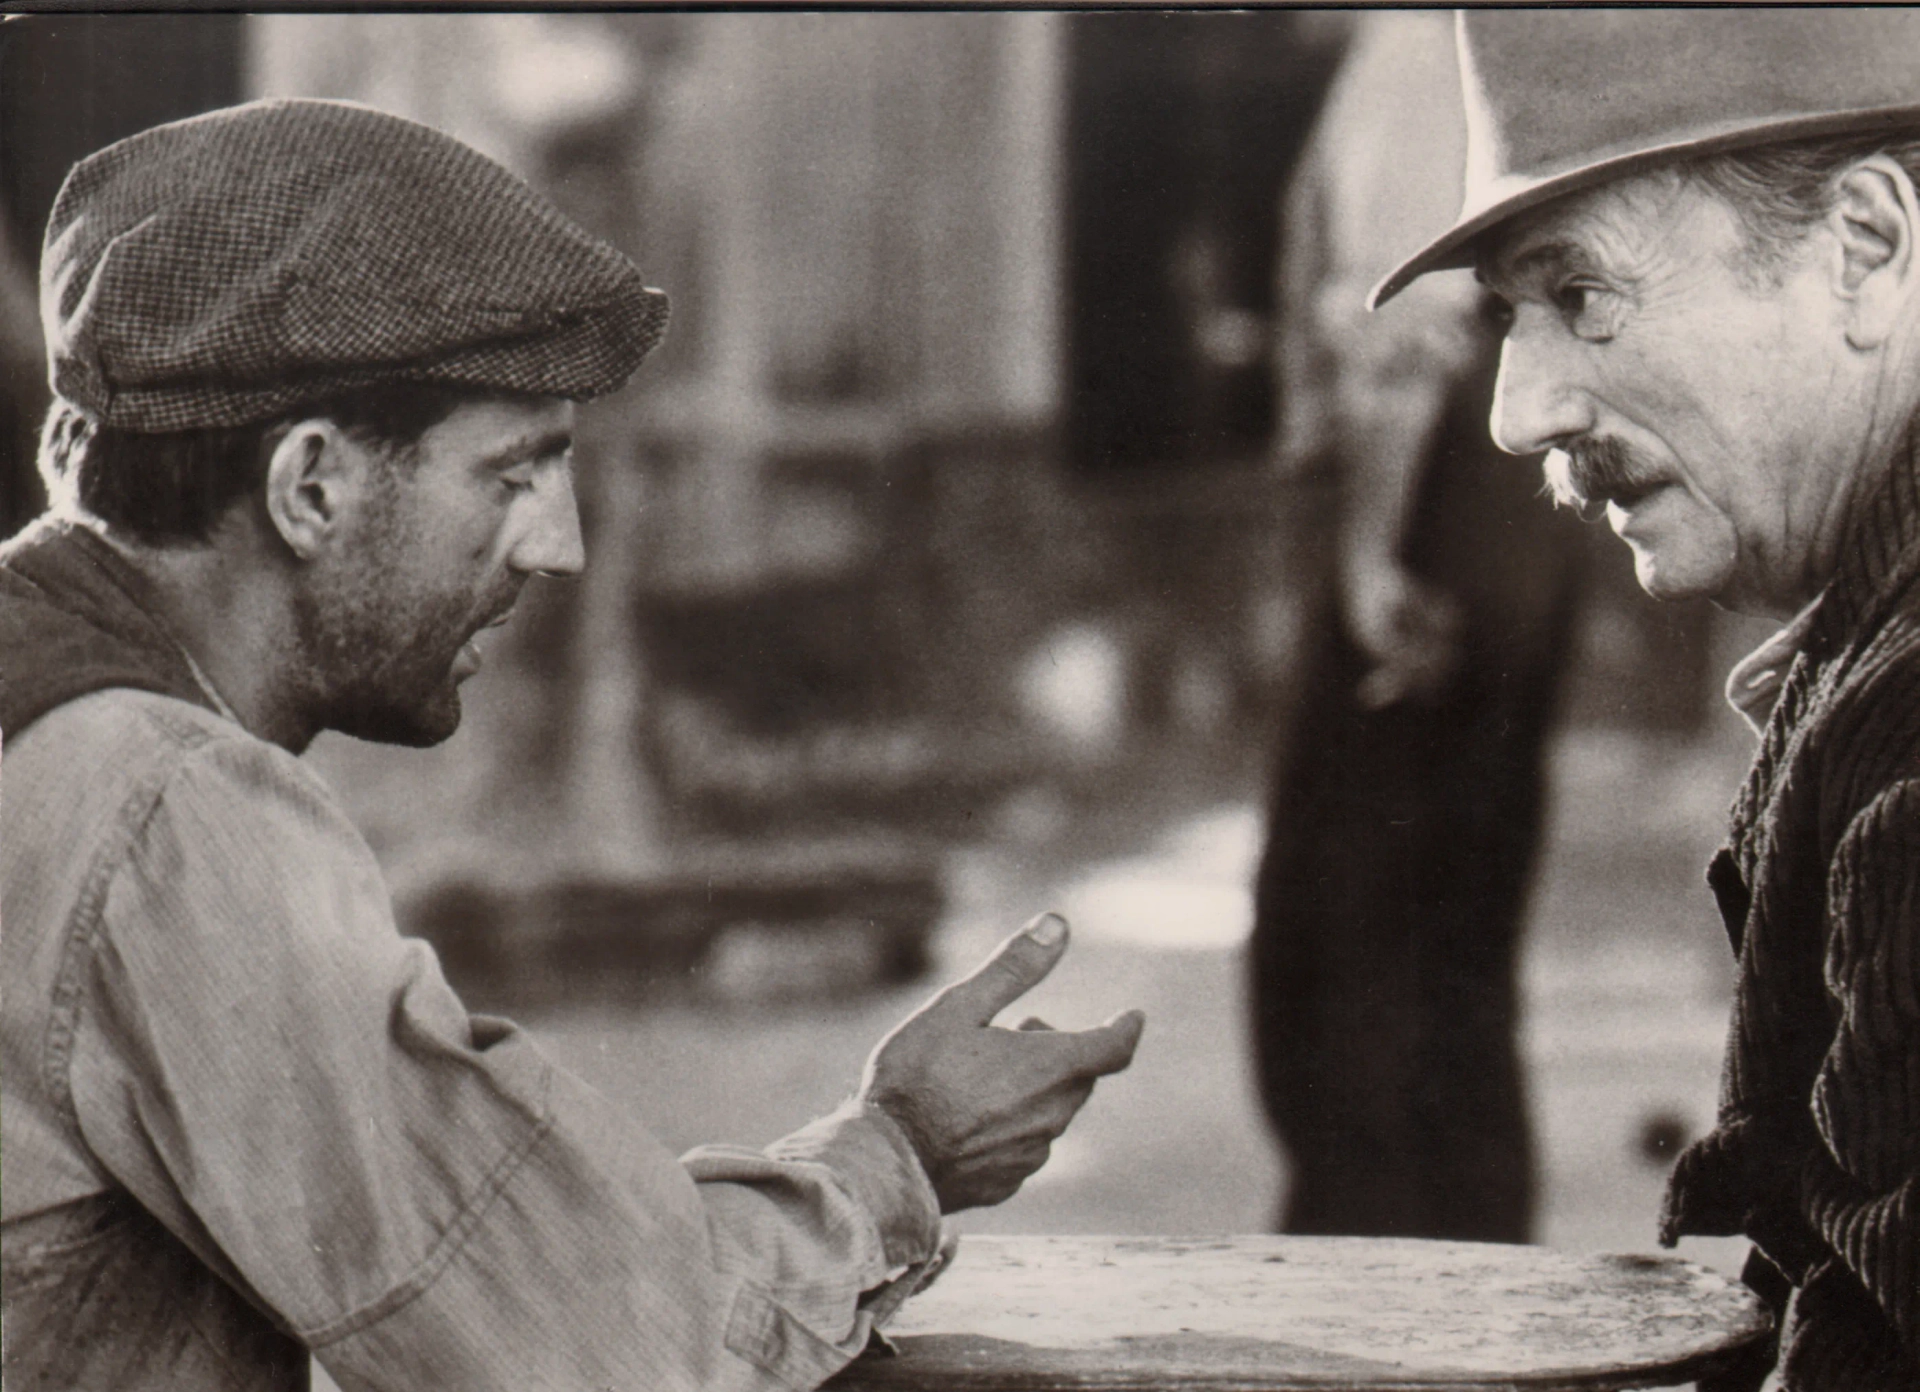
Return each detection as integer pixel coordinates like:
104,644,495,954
2,11,1775,1275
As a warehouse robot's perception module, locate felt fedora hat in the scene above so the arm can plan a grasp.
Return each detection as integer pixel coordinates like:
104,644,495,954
1371,8,1920,308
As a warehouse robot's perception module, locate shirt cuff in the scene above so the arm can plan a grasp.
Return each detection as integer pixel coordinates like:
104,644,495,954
767,1101,942,1273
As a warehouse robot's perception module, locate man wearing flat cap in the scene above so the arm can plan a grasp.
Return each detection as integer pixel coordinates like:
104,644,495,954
0,99,1144,1391
1380,11,1920,1390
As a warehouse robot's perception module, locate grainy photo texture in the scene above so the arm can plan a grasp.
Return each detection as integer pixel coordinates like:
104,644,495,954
2,10,1916,1391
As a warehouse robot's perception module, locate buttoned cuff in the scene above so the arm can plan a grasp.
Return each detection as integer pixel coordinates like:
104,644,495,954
767,1101,943,1275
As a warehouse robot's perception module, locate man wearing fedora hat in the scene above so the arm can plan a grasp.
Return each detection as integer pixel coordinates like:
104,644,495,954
1380,11,1920,1390
0,99,1145,1390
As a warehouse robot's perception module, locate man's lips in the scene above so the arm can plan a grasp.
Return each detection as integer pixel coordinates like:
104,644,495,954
1603,483,1683,540
1598,478,1664,510
453,608,516,679
1573,475,1667,521
1574,483,1666,526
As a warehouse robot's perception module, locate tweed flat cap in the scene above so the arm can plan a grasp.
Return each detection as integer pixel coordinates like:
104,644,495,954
41,98,670,433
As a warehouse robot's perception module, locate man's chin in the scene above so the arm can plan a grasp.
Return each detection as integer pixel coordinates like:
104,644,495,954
1630,547,1734,607
1615,500,1742,607
328,686,464,747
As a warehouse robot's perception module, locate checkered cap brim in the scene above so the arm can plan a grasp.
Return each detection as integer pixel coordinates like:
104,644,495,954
41,98,670,433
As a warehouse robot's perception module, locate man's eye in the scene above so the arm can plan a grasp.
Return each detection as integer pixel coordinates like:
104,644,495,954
499,468,536,494
1552,281,1615,337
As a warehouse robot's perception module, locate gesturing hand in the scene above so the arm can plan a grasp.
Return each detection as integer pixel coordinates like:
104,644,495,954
858,913,1145,1213
1342,554,1463,710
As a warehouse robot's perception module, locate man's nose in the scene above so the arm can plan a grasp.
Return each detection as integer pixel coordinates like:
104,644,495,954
1489,309,1593,456
512,468,586,578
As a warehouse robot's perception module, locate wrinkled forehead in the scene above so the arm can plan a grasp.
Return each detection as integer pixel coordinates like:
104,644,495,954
1475,167,1699,294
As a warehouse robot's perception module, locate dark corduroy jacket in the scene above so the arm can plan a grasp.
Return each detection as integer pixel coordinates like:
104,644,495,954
1662,422,1920,1392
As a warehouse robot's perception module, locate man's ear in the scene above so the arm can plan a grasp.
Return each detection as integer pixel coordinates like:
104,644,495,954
1829,154,1920,350
263,420,359,560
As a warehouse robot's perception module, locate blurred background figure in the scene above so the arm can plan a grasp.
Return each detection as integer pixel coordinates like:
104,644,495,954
1250,11,1584,1242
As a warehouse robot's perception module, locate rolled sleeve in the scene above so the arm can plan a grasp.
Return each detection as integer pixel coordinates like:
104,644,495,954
65,722,941,1391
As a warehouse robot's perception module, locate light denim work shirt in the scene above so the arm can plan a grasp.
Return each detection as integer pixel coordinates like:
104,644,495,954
1,687,942,1391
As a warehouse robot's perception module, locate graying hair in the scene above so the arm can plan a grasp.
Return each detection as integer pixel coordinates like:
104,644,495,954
1681,132,1920,283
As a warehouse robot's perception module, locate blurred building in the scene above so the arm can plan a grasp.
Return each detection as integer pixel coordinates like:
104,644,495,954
0,13,1732,996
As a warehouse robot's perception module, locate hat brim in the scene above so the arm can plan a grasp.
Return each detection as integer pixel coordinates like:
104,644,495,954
1369,102,1920,310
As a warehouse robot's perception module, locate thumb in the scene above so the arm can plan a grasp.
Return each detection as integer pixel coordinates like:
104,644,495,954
1357,664,1405,711
1064,1008,1147,1077
937,913,1070,1025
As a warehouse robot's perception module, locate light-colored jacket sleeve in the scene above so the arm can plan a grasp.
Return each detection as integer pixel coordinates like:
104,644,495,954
68,725,942,1392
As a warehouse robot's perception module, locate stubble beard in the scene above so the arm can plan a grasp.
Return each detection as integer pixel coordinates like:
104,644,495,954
294,578,472,746
293,507,520,748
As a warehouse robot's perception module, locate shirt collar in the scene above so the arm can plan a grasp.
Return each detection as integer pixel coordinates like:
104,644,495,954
1725,601,1819,736
171,632,243,725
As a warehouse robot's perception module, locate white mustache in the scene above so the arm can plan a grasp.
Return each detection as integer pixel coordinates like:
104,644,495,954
1543,440,1661,520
